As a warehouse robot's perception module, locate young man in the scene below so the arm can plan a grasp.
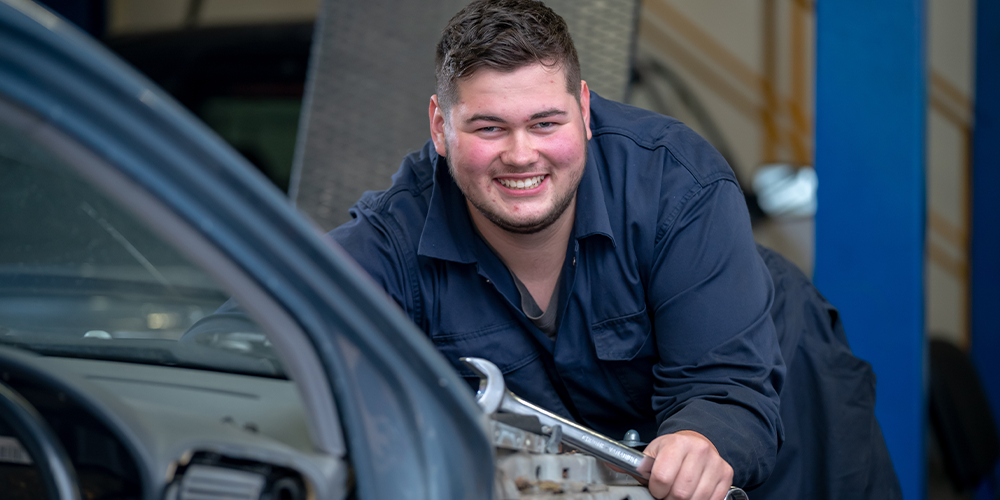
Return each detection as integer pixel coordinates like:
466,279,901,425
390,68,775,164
332,1,784,498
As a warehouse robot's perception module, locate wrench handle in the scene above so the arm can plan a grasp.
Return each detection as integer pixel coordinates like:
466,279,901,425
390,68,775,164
500,392,652,475
499,392,749,499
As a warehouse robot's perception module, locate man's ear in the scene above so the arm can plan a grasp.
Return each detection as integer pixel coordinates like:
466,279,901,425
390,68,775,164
429,95,448,156
580,80,592,141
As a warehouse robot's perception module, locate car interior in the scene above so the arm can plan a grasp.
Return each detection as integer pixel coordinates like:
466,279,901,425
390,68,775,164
0,96,348,500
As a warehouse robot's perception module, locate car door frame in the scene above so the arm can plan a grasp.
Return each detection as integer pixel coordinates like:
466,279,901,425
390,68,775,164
0,2,495,499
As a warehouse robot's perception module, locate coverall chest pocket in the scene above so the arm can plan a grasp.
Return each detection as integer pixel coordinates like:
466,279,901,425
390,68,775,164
590,307,658,413
430,323,540,380
591,307,655,361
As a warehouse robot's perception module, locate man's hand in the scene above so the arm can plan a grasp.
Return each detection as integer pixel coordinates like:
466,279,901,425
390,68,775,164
641,430,734,500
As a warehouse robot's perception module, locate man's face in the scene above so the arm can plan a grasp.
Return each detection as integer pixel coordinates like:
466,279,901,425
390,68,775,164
429,63,592,234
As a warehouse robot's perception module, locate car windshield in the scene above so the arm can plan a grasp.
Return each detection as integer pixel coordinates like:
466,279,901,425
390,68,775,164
0,108,284,378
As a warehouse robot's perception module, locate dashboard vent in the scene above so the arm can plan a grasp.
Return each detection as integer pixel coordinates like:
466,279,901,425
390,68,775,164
178,464,266,500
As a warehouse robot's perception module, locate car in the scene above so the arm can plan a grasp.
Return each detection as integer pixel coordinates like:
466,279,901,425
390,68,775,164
0,2,660,499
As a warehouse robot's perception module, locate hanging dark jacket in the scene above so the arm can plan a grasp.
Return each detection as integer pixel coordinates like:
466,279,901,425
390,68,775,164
749,245,902,499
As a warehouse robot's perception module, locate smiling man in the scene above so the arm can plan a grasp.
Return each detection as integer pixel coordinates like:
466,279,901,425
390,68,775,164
431,61,590,319
331,1,784,499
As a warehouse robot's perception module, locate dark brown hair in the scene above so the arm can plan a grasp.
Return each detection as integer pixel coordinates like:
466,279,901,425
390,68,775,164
435,0,581,112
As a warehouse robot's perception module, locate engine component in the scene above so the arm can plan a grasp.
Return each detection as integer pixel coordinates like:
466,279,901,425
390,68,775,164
465,357,750,500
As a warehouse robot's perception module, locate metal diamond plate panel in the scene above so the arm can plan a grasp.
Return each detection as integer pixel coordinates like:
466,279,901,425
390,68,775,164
292,0,639,231
547,0,638,103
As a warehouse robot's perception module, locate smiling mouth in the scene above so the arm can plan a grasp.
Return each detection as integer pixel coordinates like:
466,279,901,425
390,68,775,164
498,175,544,190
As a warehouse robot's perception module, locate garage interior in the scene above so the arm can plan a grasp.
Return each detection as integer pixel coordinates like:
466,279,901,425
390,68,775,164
31,0,999,498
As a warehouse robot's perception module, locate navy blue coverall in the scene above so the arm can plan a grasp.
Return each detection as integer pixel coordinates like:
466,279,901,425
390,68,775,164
332,94,784,488
330,93,901,497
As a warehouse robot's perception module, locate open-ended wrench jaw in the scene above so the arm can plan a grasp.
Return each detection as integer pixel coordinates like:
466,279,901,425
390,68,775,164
462,356,505,415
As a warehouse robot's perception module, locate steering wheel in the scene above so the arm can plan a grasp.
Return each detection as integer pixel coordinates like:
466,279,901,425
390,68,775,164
0,380,81,500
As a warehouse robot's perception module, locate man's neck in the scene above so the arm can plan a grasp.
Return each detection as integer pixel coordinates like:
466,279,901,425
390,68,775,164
469,199,575,312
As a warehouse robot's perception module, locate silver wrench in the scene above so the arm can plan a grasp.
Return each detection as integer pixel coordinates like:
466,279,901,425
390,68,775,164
462,357,749,500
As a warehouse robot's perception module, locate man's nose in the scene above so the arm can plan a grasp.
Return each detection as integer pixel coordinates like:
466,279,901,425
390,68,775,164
501,131,538,167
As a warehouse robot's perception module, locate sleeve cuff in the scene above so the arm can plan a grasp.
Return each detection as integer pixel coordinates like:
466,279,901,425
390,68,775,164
657,399,778,488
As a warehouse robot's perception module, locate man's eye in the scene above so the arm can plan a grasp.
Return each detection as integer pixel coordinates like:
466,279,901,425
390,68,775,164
478,126,500,133
534,122,555,129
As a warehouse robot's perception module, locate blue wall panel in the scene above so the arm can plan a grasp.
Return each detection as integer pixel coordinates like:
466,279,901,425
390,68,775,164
814,1,925,499
971,0,1000,436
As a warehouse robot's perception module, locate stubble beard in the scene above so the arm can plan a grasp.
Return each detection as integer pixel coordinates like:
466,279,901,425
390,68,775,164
446,152,585,235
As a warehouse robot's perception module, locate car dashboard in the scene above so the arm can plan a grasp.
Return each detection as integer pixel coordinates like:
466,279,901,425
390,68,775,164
0,350,348,500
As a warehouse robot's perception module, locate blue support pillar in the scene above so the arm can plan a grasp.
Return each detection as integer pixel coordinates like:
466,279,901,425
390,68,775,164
814,1,925,499
971,0,1000,441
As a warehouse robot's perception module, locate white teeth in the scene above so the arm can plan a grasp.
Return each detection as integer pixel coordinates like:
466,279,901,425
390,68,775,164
499,175,544,190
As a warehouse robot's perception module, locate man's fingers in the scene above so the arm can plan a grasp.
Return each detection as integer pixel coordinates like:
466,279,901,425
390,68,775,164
647,455,683,498
709,483,734,500
645,439,685,498
686,450,733,500
664,452,707,499
687,461,732,500
643,431,734,500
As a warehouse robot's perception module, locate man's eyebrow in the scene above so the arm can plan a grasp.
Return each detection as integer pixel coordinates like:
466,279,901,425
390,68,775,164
466,114,506,124
530,109,567,120
465,109,568,125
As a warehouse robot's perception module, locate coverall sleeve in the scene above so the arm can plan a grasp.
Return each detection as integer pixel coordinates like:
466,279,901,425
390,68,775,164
648,178,785,488
327,205,418,321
